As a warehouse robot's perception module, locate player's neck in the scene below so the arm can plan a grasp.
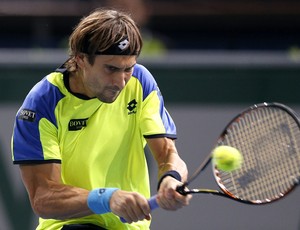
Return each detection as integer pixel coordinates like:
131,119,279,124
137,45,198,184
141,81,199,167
68,72,93,99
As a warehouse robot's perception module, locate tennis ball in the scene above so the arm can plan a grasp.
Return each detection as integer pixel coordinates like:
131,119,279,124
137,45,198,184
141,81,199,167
212,145,243,172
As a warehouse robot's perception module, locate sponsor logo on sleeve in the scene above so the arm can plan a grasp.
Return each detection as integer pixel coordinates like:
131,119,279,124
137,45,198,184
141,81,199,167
18,109,36,122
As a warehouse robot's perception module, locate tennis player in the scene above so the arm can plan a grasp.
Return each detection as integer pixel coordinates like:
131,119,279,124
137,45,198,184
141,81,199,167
11,8,191,230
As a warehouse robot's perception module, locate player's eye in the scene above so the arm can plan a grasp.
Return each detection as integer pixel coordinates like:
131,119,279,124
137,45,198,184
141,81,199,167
106,66,118,72
124,67,134,73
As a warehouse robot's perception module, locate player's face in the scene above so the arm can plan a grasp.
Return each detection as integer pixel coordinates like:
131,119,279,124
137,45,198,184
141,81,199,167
80,55,137,103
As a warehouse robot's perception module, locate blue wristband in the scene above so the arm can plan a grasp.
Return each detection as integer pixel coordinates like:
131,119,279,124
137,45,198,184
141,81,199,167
87,188,119,214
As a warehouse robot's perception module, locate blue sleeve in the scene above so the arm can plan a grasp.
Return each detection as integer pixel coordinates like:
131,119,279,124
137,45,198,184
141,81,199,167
133,64,177,139
12,77,64,163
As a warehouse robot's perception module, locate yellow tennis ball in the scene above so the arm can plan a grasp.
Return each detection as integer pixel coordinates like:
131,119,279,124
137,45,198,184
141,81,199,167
212,145,243,172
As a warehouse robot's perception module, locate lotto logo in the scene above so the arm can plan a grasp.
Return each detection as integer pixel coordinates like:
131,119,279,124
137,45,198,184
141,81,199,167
127,99,137,115
118,39,129,50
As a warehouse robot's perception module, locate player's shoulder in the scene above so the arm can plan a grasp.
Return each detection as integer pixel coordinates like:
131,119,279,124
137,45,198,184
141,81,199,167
132,63,157,85
23,71,65,109
132,63,154,80
131,63,160,100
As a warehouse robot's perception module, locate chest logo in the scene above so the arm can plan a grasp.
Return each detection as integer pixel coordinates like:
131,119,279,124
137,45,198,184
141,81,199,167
68,118,88,131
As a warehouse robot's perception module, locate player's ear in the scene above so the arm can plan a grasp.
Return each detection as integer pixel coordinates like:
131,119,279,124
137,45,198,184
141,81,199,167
75,53,86,69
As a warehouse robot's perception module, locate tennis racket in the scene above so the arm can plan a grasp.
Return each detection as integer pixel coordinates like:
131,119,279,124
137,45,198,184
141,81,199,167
121,102,300,222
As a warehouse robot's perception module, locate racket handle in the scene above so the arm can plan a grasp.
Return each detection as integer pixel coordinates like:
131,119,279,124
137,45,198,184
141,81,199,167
148,195,159,210
120,195,159,223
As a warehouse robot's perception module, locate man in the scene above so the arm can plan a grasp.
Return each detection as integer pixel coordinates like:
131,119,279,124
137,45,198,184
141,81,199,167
11,8,191,230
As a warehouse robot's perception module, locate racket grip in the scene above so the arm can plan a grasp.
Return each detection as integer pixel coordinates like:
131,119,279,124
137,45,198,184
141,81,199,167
120,195,159,223
148,195,159,210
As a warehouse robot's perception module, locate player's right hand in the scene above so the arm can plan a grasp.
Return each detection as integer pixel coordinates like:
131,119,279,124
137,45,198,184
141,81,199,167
110,190,151,223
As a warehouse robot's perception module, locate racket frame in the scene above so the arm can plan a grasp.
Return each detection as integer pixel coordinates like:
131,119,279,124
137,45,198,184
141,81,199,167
178,102,300,204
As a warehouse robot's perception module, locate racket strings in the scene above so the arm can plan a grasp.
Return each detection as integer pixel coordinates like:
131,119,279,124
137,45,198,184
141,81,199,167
216,106,300,203
250,108,299,200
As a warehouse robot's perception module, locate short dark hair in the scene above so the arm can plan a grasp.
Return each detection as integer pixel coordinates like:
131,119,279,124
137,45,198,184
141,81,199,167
65,8,143,71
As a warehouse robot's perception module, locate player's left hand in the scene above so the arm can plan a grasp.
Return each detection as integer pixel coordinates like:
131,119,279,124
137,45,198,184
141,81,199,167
156,176,192,210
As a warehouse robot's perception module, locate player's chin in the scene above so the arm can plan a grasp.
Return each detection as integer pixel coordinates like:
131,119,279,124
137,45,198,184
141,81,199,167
98,92,120,103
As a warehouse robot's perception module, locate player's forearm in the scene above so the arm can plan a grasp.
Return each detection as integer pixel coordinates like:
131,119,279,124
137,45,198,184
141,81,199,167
32,183,92,220
147,137,188,181
20,164,93,220
157,152,188,182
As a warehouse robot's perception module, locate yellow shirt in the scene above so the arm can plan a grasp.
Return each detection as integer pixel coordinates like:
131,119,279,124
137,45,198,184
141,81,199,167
12,64,176,230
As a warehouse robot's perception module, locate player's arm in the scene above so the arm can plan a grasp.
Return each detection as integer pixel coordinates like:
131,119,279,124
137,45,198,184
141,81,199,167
19,163,151,222
146,137,192,210
19,163,92,219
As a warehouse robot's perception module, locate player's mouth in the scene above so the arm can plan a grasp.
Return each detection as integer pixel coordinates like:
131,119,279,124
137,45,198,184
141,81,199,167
107,88,120,97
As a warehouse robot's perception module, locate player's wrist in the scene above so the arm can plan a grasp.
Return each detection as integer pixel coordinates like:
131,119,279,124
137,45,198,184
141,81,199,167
87,188,119,214
157,170,182,191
